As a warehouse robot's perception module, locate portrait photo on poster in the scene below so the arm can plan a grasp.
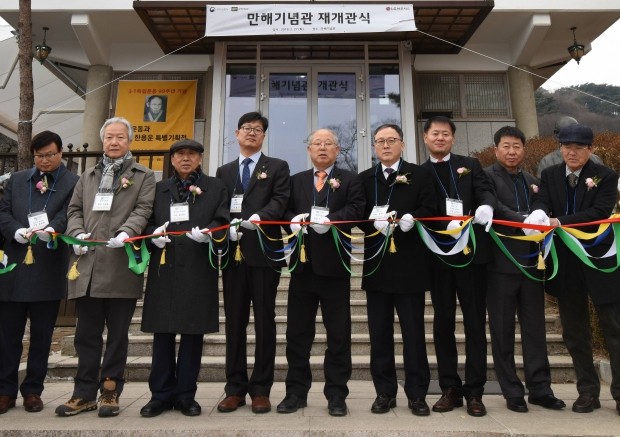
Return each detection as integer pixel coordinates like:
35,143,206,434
144,95,167,122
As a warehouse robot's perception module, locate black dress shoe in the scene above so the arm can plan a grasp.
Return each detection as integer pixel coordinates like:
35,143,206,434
408,398,430,416
371,394,396,414
466,397,487,417
572,393,600,413
276,394,307,414
528,394,566,410
506,397,528,413
175,399,201,416
140,399,172,417
328,397,347,417
615,398,620,416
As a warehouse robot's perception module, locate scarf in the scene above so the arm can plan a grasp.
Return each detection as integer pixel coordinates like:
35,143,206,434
99,151,132,192
174,168,202,202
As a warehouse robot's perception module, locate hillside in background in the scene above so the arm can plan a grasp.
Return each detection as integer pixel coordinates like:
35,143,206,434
536,83,620,136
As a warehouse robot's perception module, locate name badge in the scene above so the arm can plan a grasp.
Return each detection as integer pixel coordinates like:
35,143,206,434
230,195,243,213
27,211,49,229
445,198,464,216
93,193,114,211
368,205,389,220
310,206,329,223
170,202,190,223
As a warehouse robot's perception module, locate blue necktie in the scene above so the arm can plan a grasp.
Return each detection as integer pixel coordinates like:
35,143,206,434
242,158,252,192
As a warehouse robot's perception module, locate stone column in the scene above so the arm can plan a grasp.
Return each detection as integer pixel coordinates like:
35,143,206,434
82,65,113,152
508,66,539,139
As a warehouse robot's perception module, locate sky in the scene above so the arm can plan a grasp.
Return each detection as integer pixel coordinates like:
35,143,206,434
1,17,619,92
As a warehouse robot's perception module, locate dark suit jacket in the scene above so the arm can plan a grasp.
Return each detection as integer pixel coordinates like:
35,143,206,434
0,164,79,301
284,166,365,278
421,154,496,265
357,160,436,293
531,159,620,304
216,154,290,268
484,162,539,275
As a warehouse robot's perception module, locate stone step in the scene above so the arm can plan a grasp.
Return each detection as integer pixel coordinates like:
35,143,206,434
46,353,577,384
60,332,568,357
128,314,559,335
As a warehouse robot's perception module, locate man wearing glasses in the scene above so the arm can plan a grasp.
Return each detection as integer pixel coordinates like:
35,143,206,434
0,131,79,414
216,112,290,414
276,128,364,416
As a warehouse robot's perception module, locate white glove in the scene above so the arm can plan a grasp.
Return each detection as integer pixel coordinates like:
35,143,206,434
35,227,55,243
310,216,331,235
14,228,30,244
229,218,243,242
106,231,129,249
72,232,91,256
240,213,260,230
523,209,550,236
373,212,395,237
473,205,494,232
446,220,463,240
186,226,210,243
152,222,171,249
290,213,309,235
398,214,415,233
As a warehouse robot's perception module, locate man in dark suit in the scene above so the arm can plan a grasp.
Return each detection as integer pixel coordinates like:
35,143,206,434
484,126,565,413
0,131,79,414
529,123,620,416
420,116,496,417
357,124,436,416
276,128,364,417
215,112,290,414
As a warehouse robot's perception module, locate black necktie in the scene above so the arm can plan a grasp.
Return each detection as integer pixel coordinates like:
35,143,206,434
567,173,578,188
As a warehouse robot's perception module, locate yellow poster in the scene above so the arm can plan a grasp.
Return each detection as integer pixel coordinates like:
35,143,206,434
115,80,197,170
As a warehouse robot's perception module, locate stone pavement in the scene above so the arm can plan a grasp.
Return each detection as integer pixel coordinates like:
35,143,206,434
0,381,618,436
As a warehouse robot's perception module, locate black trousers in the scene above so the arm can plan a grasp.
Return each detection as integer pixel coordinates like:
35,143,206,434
487,272,552,399
222,263,280,397
72,296,137,400
558,292,620,400
148,333,204,403
431,263,487,398
284,268,351,400
0,300,60,398
366,290,430,400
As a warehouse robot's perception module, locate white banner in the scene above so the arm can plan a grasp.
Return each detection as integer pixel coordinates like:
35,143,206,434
205,3,416,37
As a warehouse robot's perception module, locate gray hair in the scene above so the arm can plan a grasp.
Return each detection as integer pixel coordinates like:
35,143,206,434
307,128,340,146
99,117,134,142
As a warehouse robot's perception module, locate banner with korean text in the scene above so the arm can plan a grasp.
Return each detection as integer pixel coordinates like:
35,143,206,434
205,3,416,36
115,80,197,170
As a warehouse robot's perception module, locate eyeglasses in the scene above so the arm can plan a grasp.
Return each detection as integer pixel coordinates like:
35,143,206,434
240,126,264,135
33,152,59,160
309,140,337,148
374,137,402,146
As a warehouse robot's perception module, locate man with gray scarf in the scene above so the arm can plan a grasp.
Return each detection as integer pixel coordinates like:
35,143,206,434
56,117,156,417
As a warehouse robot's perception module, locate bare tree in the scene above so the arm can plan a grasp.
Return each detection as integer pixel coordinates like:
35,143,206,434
17,0,34,170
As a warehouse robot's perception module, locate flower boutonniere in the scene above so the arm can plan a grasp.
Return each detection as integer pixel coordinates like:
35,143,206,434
256,166,268,180
120,177,134,189
585,176,601,191
35,179,47,194
456,167,471,178
328,178,341,191
390,172,411,187
188,185,202,203
530,184,539,194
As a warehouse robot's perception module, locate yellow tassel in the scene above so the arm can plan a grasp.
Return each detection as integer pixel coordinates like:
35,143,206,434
23,245,35,265
0,249,4,259
389,235,397,253
463,245,471,255
234,243,243,262
67,260,80,280
537,251,546,270
300,243,307,263
160,247,166,265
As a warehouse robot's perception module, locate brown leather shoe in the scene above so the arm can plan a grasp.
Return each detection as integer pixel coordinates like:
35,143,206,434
0,395,16,414
251,396,271,414
466,397,487,417
217,395,246,413
23,394,43,412
432,388,463,412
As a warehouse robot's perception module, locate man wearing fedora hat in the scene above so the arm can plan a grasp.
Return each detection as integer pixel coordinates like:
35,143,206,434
528,123,620,416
